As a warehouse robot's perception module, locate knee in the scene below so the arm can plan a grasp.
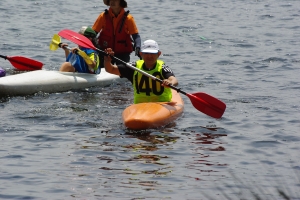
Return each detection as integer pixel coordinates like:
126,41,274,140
59,62,75,72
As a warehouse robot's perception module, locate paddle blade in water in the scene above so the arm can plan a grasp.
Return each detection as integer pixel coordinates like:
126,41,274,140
50,34,61,51
7,56,43,71
58,29,95,50
187,92,226,119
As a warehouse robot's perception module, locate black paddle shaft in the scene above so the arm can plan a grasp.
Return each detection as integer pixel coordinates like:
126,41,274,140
0,55,8,59
97,49,187,95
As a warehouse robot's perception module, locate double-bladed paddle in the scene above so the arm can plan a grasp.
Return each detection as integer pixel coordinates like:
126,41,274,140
58,29,226,119
0,54,43,71
49,34,93,65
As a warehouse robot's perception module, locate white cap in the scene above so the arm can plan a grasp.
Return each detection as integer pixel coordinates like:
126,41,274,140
141,40,159,53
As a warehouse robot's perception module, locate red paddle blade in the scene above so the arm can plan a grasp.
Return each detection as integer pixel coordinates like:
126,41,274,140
58,29,96,50
7,56,43,71
186,92,226,119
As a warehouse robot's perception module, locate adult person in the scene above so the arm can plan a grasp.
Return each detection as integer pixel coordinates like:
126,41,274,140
59,26,100,74
92,0,141,68
104,39,178,104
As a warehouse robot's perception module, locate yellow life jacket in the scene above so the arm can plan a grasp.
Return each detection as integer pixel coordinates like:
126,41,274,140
133,60,172,104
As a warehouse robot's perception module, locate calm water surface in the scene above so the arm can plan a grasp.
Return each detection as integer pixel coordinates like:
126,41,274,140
1,0,300,199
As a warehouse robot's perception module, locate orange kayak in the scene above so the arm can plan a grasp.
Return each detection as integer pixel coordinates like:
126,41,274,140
122,89,184,130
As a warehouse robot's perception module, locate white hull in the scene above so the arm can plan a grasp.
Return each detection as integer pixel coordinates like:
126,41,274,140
0,68,120,96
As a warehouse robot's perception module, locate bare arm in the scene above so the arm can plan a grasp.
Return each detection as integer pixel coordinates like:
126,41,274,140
61,43,70,58
162,76,178,87
104,48,121,76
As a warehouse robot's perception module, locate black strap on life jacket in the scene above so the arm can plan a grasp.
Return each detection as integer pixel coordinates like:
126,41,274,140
118,10,130,33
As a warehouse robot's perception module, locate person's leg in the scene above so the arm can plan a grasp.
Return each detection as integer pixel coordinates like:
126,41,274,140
59,62,76,72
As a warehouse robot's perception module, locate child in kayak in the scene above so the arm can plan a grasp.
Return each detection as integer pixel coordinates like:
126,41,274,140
104,39,178,104
92,0,141,68
59,26,100,74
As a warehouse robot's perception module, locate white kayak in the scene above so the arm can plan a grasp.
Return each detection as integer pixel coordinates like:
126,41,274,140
0,68,120,96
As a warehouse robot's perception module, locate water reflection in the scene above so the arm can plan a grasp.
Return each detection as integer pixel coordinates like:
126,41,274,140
119,130,180,176
194,133,227,151
92,126,229,182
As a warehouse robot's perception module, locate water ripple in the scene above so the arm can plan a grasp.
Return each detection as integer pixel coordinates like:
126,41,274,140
0,0,299,199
